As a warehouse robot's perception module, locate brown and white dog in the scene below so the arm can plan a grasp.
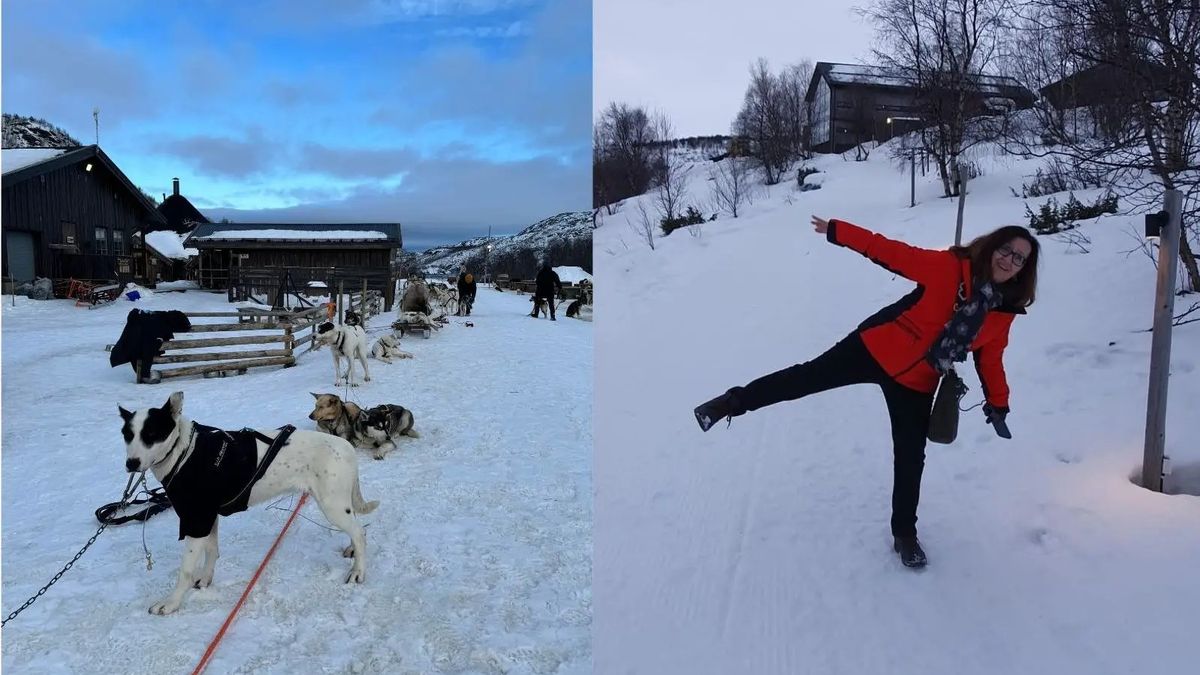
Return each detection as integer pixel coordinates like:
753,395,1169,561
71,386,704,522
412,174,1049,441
309,392,371,448
309,393,419,459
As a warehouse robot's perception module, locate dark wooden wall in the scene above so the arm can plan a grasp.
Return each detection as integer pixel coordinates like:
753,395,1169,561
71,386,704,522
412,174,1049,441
2,160,152,282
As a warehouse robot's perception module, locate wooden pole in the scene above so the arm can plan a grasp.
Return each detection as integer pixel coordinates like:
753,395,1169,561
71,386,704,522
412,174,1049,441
910,150,916,208
953,160,967,246
1142,189,1182,492
337,281,344,324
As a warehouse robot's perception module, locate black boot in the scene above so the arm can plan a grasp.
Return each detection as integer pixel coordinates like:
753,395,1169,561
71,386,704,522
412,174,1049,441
693,389,746,432
893,536,928,568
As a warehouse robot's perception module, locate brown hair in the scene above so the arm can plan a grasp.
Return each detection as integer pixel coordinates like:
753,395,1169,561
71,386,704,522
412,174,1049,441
950,225,1040,308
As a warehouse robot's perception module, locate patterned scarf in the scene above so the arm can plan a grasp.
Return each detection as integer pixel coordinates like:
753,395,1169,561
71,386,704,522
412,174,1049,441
926,280,1002,375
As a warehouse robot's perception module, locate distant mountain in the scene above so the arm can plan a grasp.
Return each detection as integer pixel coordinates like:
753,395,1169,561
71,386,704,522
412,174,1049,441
406,211,593,280
2,114,82,149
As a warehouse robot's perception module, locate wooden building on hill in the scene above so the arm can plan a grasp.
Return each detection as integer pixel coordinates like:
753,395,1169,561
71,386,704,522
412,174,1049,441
1,144,164,287
805,62,1036,153
184,222,404,310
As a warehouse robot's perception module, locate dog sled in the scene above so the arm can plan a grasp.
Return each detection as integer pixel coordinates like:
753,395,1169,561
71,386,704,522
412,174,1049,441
391,311,446,339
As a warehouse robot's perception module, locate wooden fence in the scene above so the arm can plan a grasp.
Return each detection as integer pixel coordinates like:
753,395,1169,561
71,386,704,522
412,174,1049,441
147,306,326,382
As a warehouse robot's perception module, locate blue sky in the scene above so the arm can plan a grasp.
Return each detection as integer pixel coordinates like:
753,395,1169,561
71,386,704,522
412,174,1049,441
2,0,591,249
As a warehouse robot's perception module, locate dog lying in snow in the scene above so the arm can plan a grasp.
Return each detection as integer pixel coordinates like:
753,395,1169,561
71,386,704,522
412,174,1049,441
371,334,413,363
309,392,371,448
360,404,420,460
309,393,419,459
120,391,378,615
314,321,371,386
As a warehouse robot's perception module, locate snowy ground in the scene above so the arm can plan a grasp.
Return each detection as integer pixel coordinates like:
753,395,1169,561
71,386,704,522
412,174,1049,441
1,287,591,674
594,143,1200,674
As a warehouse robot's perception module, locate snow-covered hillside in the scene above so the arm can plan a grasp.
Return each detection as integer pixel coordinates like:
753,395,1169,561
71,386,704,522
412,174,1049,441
1,113,82,149
1,289,591,674
415,212,593,278
594,141,1200,674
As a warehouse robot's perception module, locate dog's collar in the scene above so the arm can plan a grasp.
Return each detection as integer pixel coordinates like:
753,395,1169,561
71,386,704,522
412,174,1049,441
156,423,197,486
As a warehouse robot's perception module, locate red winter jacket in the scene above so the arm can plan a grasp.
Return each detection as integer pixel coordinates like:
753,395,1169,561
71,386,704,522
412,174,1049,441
827,219,1022,410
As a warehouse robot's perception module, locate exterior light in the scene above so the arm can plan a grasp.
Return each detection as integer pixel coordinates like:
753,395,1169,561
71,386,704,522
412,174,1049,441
84,163,94,172
886,117,893,125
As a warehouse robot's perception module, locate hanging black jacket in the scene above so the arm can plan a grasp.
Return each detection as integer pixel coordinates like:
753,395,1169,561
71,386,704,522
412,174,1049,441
109,309,192,378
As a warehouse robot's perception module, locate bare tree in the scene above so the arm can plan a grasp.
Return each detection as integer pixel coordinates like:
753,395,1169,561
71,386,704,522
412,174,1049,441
593,124,615,215
861,0,1017,197
781,60,815,159
651,111,689,223
852,89,879,160
1008,0,1200,291
594,102,661,208
733,58,793,184
710,157,753,218
631,201,656,251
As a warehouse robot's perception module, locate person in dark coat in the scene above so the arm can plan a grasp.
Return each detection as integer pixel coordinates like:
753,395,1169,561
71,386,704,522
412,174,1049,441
456,266,477,316
531,262,563,320
693,215,1040,568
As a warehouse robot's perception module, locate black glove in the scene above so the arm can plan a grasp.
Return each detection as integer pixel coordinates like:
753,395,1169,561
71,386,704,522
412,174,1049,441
983,404,1012,439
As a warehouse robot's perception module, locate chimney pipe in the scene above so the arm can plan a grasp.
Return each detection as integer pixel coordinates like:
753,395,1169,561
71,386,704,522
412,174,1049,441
172,177,180,196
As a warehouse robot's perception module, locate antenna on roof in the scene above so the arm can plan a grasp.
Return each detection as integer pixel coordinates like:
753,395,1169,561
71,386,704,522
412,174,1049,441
92,107,99,146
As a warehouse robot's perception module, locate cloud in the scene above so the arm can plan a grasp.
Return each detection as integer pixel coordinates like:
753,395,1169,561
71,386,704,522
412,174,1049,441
202,153,588,233
152,127,280,178
435,21,528,38
294,144,419,179
0,28,160,136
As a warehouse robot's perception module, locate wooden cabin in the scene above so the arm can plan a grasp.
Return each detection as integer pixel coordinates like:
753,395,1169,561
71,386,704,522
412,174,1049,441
1,145,164,288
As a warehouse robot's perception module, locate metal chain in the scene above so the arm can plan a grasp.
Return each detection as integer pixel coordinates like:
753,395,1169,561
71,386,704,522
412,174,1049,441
1,473,142,629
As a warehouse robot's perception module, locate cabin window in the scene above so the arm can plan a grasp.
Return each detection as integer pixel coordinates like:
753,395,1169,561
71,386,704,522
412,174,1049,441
112,229,126,255
94,227,109,255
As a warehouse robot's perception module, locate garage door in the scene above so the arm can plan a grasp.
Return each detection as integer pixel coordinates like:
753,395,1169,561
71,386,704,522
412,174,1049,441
5,231,37,282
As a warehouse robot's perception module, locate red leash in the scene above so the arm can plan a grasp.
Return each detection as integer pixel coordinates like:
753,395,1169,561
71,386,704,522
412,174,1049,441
191,492,309,675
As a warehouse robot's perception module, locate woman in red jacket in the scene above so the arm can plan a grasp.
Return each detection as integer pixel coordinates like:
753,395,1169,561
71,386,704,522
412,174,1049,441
693,215,1039,568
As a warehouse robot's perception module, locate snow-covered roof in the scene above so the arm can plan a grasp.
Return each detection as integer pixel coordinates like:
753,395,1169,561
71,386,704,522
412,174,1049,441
186,221,403,246
554,266,592,284
145,230,198,260
2,148,70,175
812,62,1032,100
197,229,389,241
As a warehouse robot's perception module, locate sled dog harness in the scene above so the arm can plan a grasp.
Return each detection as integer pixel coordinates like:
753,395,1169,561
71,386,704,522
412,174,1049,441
161,424,297,540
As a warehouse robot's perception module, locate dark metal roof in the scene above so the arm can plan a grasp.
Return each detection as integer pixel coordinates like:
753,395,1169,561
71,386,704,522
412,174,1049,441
158,193,209,234
186,222,403,248
1,144,166,225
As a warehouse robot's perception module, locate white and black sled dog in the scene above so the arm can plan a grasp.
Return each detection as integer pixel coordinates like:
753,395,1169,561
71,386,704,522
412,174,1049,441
119,392,379,615
370,334,413,363
314,321,371,386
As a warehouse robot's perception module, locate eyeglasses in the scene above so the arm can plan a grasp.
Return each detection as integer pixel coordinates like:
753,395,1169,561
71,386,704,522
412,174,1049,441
997,244,1027,268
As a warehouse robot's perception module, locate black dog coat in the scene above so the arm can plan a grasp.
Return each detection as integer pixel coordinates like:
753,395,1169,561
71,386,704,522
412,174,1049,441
162,424,295,540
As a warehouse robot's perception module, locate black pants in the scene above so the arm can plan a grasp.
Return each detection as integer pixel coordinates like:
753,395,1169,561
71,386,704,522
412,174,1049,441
730,333,934,537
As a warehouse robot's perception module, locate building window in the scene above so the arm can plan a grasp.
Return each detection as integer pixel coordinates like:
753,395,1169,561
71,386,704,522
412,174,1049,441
112,229,126,255
94,227,109,255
